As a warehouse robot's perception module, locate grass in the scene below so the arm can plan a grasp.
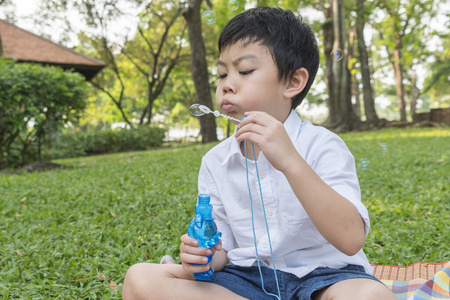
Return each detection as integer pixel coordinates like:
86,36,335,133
1,127,449,298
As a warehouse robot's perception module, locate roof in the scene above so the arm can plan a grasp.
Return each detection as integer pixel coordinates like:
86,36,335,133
0,19,106,80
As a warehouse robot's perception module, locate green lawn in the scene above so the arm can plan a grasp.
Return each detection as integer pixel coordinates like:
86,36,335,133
1,127,449,299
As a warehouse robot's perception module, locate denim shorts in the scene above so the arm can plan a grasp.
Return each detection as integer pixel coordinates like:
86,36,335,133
209,264,381,300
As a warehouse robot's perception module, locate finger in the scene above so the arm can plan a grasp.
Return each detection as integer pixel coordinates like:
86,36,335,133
182,262,211,275
180,234,198,247
180,252,210,265
237,123,268,138
181,243,212,257
213,241,222,251
235,129,266,144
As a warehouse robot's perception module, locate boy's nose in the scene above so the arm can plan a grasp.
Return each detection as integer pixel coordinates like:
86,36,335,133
222,78,236,94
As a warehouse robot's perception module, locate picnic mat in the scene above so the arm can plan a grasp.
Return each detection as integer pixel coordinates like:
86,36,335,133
372,261,450,299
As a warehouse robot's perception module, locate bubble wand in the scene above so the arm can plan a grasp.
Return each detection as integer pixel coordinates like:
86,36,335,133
189,104,241,124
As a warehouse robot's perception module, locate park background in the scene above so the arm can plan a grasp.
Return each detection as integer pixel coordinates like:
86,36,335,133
0,0,449,298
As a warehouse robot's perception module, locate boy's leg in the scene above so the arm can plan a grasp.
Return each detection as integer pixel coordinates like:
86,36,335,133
313,278,397,300
122,263,247,300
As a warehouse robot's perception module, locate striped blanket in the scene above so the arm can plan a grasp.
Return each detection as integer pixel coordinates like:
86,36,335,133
372,261,450,299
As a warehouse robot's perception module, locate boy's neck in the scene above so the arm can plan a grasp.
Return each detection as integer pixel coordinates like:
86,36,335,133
240,141,260,161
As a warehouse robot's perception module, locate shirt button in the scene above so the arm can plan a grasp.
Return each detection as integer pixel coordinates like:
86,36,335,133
263,241,269,248
275,261,281,268
267,208,274,217
259,171,266,179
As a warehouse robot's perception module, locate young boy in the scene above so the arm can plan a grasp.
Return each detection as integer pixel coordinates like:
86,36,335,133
122,7,396,300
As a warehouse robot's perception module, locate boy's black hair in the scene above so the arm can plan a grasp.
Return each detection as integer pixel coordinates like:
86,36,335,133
218,6,320,109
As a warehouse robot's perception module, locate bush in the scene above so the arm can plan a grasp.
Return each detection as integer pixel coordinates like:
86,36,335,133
0,59,88,168
45,126,166,159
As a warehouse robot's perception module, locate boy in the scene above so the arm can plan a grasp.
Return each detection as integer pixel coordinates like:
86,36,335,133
123,7,396,300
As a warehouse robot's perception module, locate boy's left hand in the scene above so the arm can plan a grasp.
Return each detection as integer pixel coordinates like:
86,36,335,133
235,111,298,173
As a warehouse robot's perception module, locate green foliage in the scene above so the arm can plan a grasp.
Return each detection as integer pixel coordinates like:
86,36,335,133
0,127,448,298
0,59,88,169
421,30,450,108
45,127,167,159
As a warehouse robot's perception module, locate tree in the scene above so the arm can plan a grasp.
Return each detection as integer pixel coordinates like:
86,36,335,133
322,0,359,131
376,0,439,121
355,0,379,123
182,0,218,143
121,1,187,125
417,33,450,110
40,0,188,127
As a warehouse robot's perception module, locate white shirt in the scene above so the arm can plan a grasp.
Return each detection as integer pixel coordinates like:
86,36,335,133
198,110,373,278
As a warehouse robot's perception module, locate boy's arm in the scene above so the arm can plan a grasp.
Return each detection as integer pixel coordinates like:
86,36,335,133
210,246,228,272
236,112,366,256
282,154,366,256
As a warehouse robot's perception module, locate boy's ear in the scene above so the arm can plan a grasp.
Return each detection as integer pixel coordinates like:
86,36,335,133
284,68,309,99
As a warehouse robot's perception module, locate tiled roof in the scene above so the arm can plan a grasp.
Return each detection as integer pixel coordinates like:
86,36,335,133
0,19,106,80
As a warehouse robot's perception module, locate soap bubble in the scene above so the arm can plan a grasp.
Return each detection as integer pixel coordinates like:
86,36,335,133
189,104,212,116
331,48,343,61
380,143,388,152
359,158,368,169
228,0,239,10
190,104,206,116
203,11,216,25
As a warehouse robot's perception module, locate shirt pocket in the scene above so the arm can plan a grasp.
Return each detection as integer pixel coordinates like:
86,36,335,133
226,206,255,246
278,189,309,225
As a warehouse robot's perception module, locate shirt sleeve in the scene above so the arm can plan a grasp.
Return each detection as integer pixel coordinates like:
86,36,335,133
308,132,371,237
198,159,237,252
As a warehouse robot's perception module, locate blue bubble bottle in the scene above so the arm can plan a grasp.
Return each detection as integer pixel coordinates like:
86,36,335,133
188,194,222,280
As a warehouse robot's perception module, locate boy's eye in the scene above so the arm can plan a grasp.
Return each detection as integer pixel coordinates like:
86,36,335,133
240,70,254,75
218,74,227,79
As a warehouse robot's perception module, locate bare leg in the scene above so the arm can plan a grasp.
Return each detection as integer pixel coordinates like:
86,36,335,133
313,278,397,300
122,263,247,300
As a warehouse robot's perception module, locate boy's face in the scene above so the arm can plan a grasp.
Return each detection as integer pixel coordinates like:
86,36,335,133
215,41,292,124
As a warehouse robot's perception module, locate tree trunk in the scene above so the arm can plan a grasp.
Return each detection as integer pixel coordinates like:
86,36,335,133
0,32,3,57
348,29,361,118
146,94,155,125
323,0,359,132
410,69,419,119
392,34,407,121
182,0,217,143
356,0,379,123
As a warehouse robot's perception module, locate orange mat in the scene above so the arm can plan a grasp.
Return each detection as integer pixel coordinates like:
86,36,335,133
372,261,449,281
371,261,450,299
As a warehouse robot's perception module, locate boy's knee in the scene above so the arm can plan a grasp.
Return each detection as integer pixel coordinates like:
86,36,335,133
345,281,396,300
360,283,397,300
122,263,155,300
316,279,396,300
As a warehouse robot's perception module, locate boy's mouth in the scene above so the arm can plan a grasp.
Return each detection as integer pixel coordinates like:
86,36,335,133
222,102,234,112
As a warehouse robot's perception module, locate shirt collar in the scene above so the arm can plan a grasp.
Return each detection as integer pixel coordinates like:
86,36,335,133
221,110,303,166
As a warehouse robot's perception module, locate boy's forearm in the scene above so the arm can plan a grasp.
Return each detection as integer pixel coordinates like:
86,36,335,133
210,249,228,272
283,153,366,256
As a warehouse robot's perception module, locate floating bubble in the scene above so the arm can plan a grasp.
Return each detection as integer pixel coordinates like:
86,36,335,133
359,158,369,169
331,48,343,61
380,143,388,152
189,104,210,116
228,0,239,11
203,10,216,25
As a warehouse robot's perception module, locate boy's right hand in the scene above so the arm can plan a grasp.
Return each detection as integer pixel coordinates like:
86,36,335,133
179,233,222,277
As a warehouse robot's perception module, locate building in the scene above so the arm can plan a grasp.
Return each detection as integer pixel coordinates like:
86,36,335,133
0,19,106,80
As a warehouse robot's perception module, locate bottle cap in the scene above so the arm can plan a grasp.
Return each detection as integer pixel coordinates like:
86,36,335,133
198,194,210,205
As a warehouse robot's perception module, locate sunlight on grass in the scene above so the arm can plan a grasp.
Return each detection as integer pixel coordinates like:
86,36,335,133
0,128,448,298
